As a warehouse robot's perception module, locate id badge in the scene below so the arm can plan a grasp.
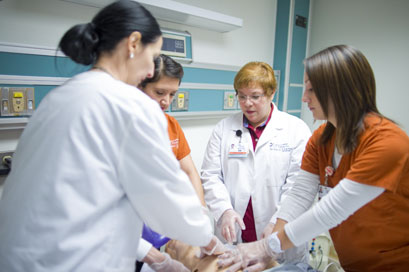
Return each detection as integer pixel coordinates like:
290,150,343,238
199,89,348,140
228,142,249,158
318,185,332,201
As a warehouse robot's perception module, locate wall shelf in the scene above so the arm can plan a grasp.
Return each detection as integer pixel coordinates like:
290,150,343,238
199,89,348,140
61,0,243,33
0,111,240,130
169,110,240,121
138,0,243,32
0,118,29,131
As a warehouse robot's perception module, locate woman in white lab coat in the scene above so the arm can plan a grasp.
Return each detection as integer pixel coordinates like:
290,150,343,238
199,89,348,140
0,2,223,272
201,62,311,264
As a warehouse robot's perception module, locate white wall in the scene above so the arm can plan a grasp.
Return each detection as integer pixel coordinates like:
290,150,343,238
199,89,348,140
303,0,409,134
0,0,99,48
157,0,277,167
0,0,277,67
158,0,277,167
0,0,278,169
160,0,277,67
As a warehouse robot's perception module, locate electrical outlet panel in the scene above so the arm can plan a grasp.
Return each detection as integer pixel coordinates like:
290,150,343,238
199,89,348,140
171,91,189,111
1,87,35,117
0,151,13,176
223,91,237,110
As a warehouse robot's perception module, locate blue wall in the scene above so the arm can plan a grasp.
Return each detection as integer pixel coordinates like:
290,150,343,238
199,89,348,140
0,51,237,114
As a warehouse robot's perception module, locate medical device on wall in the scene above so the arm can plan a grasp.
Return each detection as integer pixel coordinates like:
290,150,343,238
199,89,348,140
1,87,35,117
161,29,192,63
223,91,238,110
171,91,189,111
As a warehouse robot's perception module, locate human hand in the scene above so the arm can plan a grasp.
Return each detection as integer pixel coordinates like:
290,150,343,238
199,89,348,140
197,235,226,258
149,252,189,272
217,233,282,272
261,222,275,239
219,209,246,243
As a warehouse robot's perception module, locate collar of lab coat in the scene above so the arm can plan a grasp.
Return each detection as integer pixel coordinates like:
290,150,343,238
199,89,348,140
233,103,286,151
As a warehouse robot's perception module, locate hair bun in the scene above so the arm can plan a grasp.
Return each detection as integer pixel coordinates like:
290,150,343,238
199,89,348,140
59,22,99,65
58,0,161,66
85,22,99,45
87,22,96,32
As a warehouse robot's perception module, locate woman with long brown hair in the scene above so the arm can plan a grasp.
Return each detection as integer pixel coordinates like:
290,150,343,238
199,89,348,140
219,45,409,272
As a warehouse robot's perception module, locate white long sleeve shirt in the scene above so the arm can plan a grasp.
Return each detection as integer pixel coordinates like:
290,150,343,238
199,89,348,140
276,170,384,247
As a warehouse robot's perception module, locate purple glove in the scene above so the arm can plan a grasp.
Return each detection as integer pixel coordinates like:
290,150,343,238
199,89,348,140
142,224,170,248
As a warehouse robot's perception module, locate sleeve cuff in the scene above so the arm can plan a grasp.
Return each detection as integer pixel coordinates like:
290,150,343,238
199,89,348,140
135,238,153,261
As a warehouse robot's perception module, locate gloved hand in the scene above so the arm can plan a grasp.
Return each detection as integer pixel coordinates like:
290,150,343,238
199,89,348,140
149,252,189,272
197,235,226,258
219,209,246,244
261,222,275,239
217,232,283,272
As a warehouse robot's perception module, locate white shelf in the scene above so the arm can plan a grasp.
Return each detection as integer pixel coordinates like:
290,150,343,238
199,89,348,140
0,118,29,131
138,0,242,32
169,110,240,121
0,111,240,130
61,0,243,33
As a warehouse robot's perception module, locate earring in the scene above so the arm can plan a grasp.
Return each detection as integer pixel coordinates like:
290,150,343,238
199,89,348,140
129,52,134,59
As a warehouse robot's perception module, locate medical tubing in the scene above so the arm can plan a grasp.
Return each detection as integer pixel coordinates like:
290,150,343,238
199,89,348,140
323,261,342,272
284,178,384,246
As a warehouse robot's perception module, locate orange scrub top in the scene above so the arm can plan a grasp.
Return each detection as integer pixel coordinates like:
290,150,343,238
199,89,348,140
166,113,190,160
301,114,409,271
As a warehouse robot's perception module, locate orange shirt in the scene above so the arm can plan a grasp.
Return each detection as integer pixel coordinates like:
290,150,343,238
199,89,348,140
166,113,190,160
302,114,409,271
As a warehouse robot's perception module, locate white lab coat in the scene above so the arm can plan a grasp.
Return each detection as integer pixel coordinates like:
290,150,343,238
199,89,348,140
201,107,311,263
0,71,212,272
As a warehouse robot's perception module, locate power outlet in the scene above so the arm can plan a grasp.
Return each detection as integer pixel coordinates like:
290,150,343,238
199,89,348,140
1,87,35,116
223,91,237,110
171,91,189,111
0,151,13,176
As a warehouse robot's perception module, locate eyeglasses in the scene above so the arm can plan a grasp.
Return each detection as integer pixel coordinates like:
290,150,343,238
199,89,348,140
237,94,265,103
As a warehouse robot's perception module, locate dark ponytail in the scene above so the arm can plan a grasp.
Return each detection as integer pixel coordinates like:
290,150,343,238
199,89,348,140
59,23,99,65
59,0,161,66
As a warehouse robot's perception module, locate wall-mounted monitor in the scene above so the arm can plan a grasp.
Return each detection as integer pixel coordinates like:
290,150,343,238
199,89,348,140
161,29,192,63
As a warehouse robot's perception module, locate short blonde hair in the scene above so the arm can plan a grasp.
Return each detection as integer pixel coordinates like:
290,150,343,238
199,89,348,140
234,62,277,96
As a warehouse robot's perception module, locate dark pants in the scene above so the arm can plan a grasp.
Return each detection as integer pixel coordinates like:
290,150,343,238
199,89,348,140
135,261,144,272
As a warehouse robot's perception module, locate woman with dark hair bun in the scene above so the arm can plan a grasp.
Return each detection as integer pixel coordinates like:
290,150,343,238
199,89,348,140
218,45,409,272
0,1,223,272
